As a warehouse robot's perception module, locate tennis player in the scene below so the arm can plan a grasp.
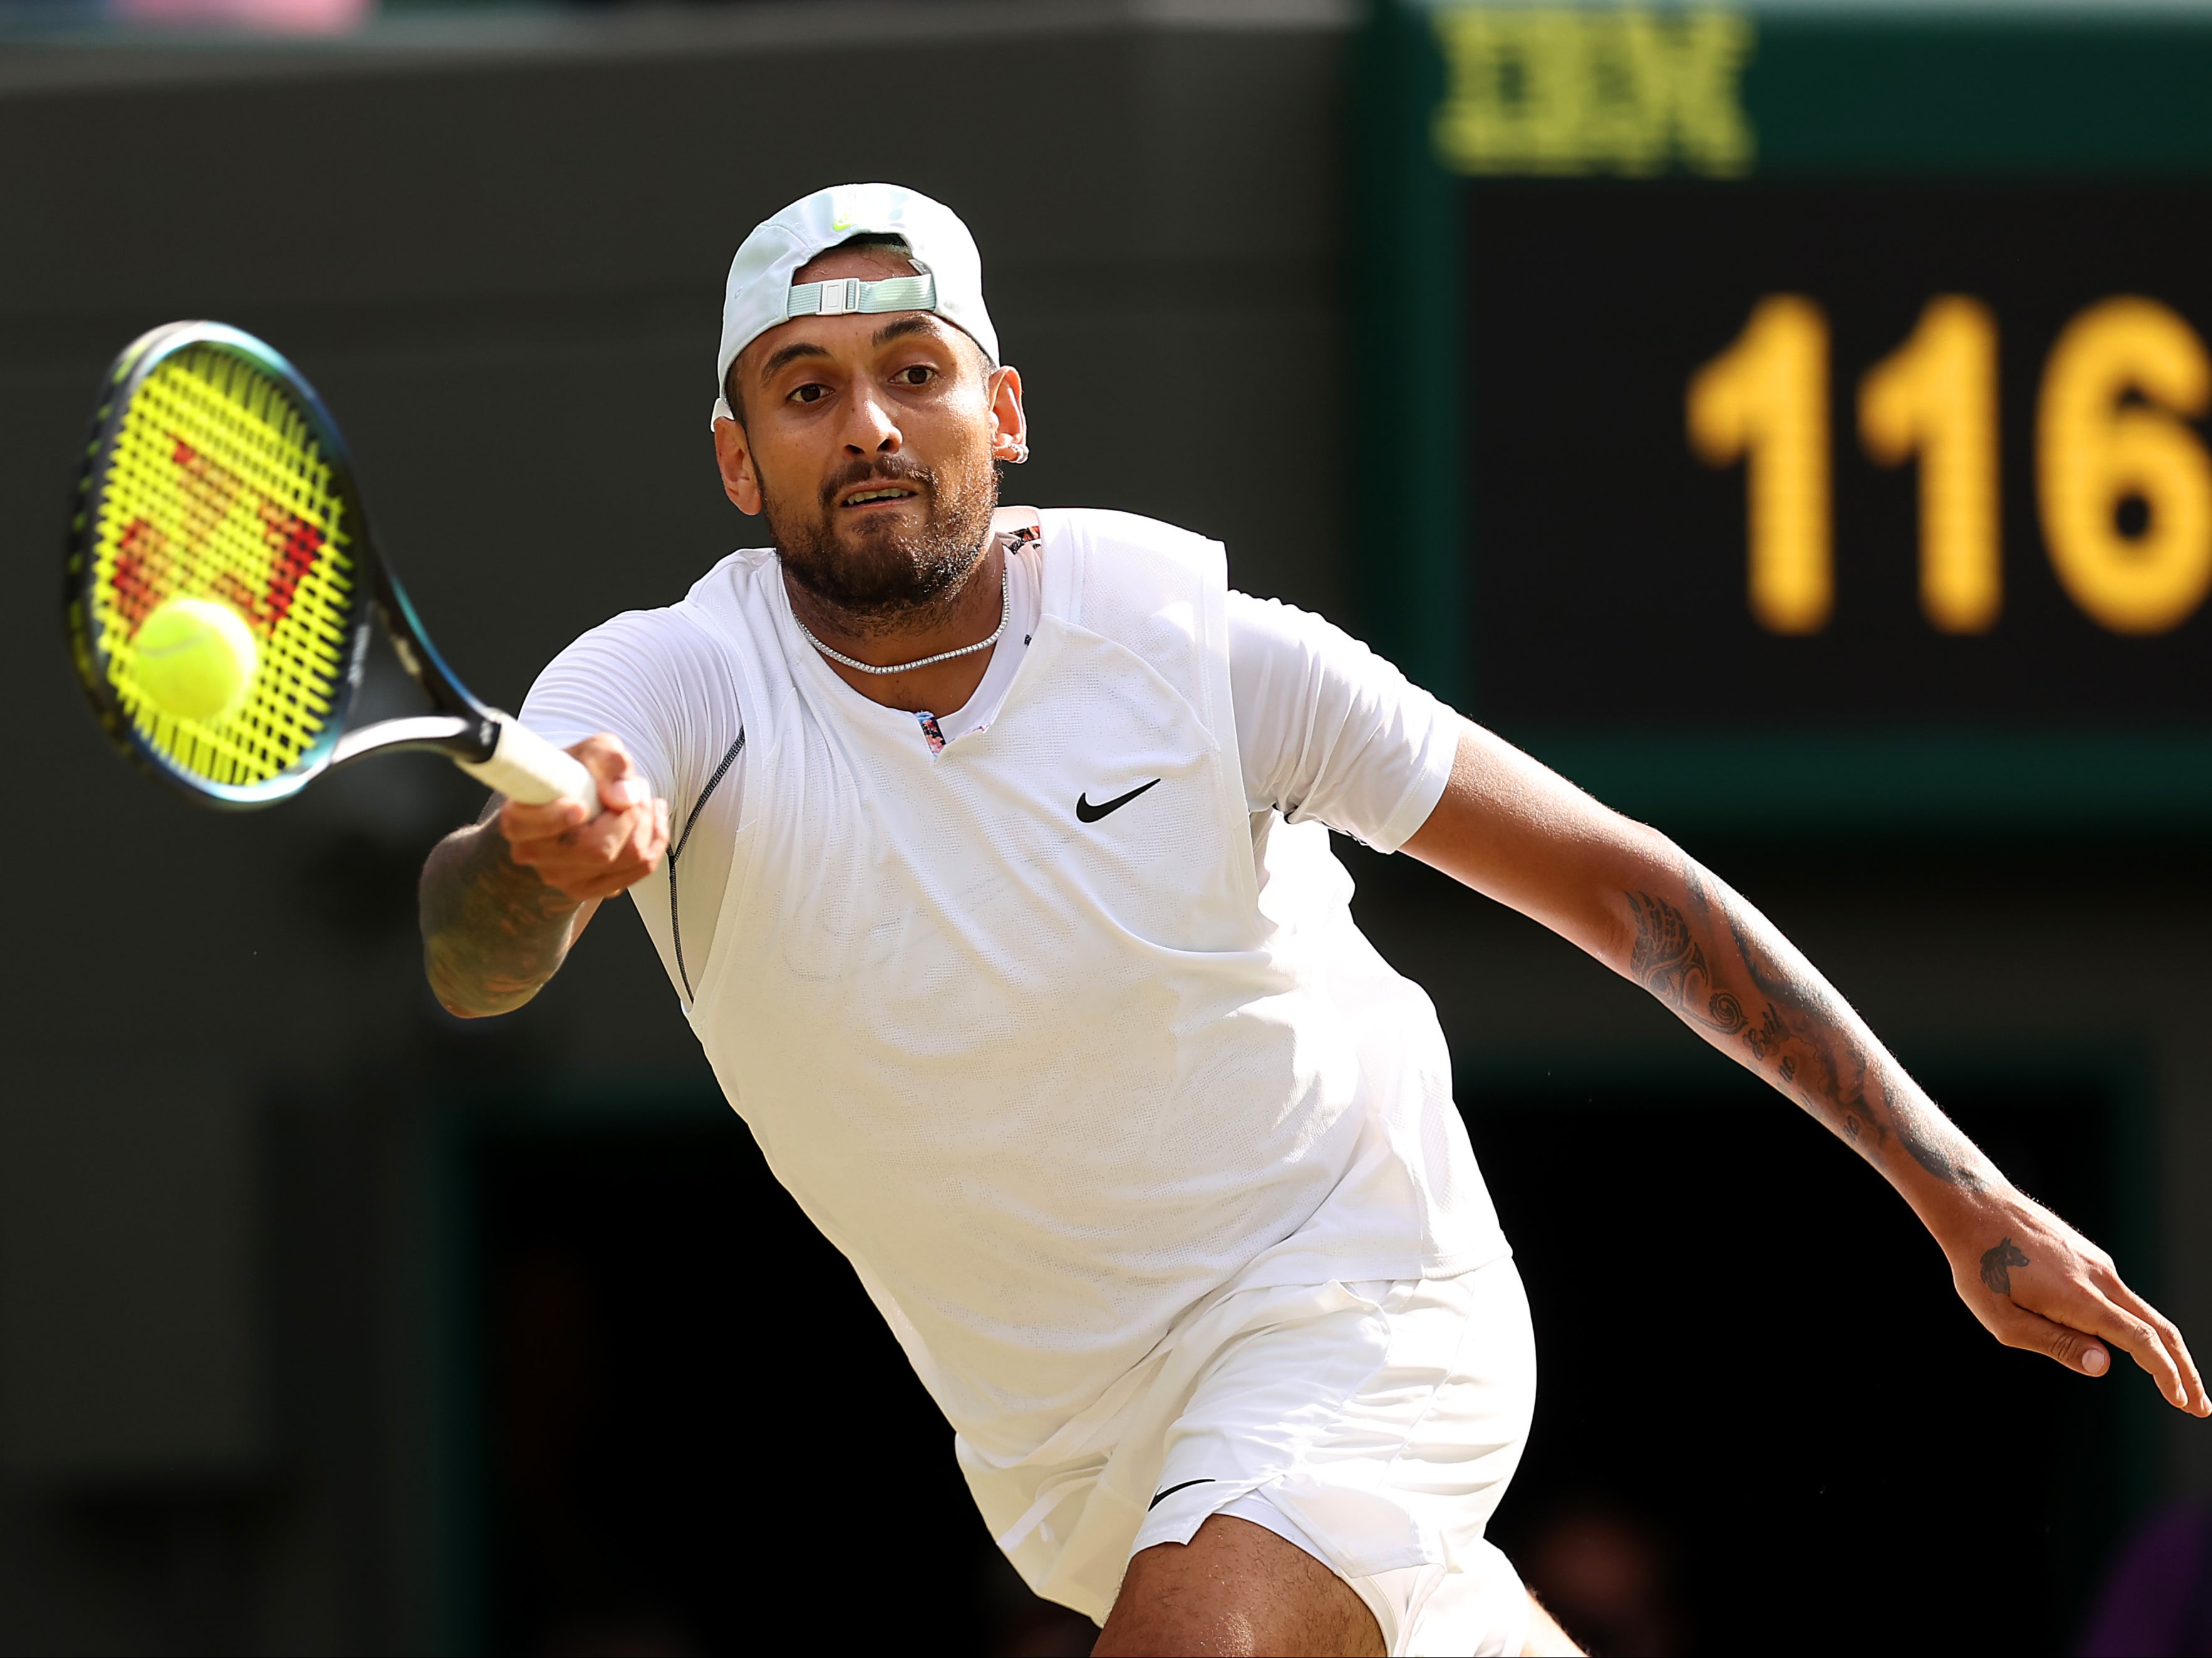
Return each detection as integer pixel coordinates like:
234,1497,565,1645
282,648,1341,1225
418,184,2206,1656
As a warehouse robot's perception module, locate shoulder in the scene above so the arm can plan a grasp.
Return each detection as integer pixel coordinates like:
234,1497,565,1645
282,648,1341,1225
1039,508,1223,569
526,557,769,731
1225,589,1362,661
543,547,773,674
539,601,719,690
1035,510,1228,633
523,574,755,800
683,544,779,603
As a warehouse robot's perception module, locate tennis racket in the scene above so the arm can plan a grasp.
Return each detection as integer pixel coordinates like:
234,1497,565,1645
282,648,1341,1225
64,320,595,813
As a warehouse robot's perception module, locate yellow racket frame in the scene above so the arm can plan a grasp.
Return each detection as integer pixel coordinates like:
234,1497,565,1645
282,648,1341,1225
68,320,597,816
68,324,373,806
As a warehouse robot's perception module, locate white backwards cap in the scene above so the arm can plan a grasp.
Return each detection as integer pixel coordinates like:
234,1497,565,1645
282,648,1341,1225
712,182,998,425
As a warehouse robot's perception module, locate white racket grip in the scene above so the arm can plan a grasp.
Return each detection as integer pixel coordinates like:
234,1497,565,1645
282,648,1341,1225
455,712,601,816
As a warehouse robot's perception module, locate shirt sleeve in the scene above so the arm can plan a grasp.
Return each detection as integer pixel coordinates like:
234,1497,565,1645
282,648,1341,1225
517,606,748,1007
516,607,734,811
515,612,680,975
1226,589,1460,852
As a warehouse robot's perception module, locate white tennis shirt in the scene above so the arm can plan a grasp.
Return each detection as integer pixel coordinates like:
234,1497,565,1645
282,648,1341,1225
519,507,1509,1461
525,511,1462,1002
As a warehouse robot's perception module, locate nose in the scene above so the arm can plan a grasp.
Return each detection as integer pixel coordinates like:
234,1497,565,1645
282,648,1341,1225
842,378,902,459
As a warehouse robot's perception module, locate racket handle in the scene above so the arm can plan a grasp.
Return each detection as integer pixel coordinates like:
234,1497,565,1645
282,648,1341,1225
455,713,602,816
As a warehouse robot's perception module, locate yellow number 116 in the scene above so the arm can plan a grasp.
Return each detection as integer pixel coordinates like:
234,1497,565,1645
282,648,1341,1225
1687,293,2212,636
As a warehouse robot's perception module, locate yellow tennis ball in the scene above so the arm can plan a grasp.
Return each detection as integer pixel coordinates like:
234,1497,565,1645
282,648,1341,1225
132,596,258,724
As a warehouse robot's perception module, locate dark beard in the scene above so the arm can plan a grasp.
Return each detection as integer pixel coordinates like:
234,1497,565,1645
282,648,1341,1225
768,448,1000,631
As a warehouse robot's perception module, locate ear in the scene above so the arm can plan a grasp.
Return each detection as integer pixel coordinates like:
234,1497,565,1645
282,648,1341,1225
713,412,763,514
988,365,1029,465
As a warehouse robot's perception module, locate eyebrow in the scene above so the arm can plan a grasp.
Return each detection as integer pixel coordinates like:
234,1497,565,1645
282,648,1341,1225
871,315,941,348
752,314,949,388
755,338,832,383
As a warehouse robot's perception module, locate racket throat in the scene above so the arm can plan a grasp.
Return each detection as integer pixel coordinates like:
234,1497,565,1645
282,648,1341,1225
329,712,494,770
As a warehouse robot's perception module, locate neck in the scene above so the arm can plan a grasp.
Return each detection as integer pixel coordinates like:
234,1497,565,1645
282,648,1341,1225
783,541,1008,715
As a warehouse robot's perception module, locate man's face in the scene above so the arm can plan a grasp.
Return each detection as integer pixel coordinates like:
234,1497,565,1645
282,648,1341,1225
714,246,1025,623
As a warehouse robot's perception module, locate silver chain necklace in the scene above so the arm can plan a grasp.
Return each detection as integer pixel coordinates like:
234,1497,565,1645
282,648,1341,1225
795,567,1011,676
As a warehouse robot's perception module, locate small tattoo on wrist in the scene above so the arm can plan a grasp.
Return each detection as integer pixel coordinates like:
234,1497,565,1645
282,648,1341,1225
1980,1237,2029,1296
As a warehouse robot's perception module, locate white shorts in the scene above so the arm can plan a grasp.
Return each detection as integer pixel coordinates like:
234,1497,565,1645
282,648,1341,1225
958,1258,1537,1657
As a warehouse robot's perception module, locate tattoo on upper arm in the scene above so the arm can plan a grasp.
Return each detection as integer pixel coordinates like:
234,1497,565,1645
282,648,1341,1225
1626,876,1988,1189
1980,1237,2029,1295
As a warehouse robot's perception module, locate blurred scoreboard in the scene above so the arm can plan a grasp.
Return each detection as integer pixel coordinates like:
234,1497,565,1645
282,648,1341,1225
1358,3,2212,826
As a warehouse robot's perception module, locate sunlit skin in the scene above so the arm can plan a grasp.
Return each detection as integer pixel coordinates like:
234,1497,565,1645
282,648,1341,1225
713,242,1029,718
443,246,1028,963
1402,730,2208,1421
1102,1518,1578,1657
419,241,2208,1658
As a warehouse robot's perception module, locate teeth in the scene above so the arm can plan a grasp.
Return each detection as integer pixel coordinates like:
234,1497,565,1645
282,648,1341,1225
846,488,913,505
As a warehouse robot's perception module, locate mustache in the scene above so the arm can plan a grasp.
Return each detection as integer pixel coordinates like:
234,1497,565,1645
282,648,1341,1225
817,455,933,513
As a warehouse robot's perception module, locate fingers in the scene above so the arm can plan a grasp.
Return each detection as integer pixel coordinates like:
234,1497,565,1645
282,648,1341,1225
1993,1273,2198,1412
493,733,669,903
590,795,672,893
494,735,648,837
2083,1301,2188,1407
509,797,668,898
1984,1298,2116,1380
572,733,651,816
1945,1189,2209,1416
2103,1275,2212,1417
565,792,667,873
499,794,591,846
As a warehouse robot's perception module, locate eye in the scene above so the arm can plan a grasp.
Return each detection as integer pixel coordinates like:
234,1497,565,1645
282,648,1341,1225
787,382,829,405
892,365,938,388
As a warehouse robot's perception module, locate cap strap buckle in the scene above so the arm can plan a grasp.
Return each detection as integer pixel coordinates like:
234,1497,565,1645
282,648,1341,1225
786,272,938,321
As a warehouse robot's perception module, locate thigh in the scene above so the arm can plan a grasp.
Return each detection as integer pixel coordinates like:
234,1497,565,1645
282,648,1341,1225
1096,1513,1385,1657
1135,1265,1535,1578
1122,1263,1536,1654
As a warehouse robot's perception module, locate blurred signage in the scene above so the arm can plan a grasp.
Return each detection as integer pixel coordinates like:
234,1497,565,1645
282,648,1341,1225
1430,8,1753,176
1361,3,2212,821
1466,182,2212,733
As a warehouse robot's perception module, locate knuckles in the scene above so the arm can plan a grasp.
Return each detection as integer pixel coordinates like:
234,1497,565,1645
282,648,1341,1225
514,799,666,900
2042,1328,2091,1364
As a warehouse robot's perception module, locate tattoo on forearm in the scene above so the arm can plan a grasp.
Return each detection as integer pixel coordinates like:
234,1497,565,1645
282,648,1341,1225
419,824,580,1015
1626,893,1751,1039
1626,876,1989,1190
1980,1237,2029,1295
1880,1092,1985,1186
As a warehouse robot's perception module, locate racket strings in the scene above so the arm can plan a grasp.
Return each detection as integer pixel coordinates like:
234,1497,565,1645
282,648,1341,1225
90,347,359,788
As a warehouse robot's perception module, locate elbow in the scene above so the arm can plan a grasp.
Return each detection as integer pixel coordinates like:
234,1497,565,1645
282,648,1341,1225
431,982,540,1021
1611,819,1697,896
425,951,486,1019
1593,824,1694,972
422,943,539,1020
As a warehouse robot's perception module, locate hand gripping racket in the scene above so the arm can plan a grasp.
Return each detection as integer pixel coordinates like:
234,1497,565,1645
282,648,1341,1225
64,321,596,812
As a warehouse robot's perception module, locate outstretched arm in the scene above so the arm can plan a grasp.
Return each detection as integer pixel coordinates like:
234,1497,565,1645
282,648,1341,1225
418,734,670,1017
1403,718,2209,1416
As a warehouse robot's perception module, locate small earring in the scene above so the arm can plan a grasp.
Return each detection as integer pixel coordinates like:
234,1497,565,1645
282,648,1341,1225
1003,442,1030,465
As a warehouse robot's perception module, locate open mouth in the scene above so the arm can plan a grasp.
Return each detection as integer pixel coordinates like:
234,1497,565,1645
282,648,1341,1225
841,485,919,509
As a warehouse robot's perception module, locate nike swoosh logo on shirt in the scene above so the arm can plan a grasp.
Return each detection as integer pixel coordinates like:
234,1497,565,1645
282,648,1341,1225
1149,1477,1214,1511
1076,778,1162,823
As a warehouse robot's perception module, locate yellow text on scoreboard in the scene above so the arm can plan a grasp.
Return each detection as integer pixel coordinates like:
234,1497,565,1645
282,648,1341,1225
1689,294,2212,638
